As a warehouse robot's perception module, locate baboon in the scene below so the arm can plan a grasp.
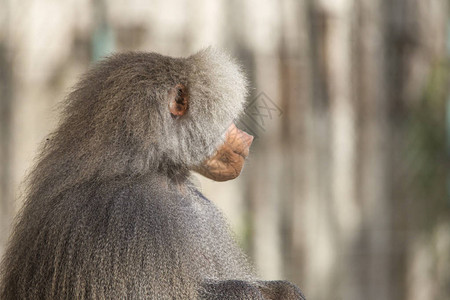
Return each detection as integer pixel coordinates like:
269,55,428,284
0,48,305,299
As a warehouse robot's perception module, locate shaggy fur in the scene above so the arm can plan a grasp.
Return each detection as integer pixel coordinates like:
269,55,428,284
0,48,304,299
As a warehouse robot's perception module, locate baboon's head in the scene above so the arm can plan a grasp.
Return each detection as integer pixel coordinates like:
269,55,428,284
57,48,252,180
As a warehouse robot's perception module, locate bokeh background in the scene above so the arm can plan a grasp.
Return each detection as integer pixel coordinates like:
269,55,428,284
1,0,449,299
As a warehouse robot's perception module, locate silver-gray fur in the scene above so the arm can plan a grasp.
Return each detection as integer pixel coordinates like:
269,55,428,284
0,48,305,299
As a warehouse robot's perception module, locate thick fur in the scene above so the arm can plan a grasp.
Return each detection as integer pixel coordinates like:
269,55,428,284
0,49,304,299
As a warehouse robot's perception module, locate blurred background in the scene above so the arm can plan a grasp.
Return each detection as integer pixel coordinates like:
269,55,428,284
0,0,449,299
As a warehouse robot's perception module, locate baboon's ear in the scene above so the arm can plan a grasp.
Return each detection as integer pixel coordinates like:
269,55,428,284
168,84,189,117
